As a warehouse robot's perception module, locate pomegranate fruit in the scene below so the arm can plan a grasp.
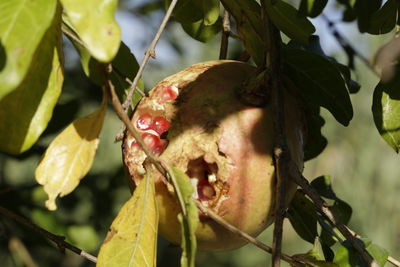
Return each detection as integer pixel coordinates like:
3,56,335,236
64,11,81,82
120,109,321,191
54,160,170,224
122,60,305,251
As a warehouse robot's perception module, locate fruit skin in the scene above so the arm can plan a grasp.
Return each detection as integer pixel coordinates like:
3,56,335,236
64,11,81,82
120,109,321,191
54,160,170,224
123,60,304,251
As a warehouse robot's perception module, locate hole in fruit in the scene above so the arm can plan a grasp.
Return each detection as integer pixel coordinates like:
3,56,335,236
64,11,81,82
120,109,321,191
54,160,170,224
186,158,217,201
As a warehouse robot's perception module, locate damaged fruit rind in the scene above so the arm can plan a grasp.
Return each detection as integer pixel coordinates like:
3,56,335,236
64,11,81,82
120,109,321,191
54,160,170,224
123,60,304,251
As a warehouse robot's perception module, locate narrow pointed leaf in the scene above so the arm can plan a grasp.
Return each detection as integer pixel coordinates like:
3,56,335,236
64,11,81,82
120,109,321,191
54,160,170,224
97,173,158,267
372,78,400,152
169,166,199,267
0,0,57,100
60,0,121,62
35,96,107,210
0,7,63,155
266,0,315,44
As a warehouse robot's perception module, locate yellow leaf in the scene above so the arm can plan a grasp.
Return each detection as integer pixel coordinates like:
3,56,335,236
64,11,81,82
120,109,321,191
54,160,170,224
60,0,121,62
97,172,158,267
35,97,107,210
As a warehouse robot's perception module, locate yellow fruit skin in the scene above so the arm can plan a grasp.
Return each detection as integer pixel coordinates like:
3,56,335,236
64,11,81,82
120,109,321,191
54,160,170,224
123,60,304,251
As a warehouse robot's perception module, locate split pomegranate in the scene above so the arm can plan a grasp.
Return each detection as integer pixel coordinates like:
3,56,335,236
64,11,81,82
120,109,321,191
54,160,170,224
122,60,305,251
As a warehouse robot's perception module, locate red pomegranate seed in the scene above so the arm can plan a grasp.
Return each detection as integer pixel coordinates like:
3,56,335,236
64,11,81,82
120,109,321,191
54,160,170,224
159,85,178,103
152,116,170,135
142,133,159,151
153,139,168,155
136,113,153,130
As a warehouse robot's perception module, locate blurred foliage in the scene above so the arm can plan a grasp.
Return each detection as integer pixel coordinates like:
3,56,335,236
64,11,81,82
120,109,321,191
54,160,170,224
0,0,400,266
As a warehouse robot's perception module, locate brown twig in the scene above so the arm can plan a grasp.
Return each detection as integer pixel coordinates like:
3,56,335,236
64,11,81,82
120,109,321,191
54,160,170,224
195,201,303,267
287,163,381,267
122,0,178,112
0,206,97,263
219,9,230,60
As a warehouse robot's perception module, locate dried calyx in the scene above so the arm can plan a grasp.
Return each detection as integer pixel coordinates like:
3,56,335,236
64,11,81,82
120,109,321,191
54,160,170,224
122,60,305,251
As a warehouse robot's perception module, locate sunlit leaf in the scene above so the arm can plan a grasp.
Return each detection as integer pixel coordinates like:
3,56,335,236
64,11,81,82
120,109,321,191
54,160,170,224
0,0,57,100
0,6,63,155
266,0,315,44
169,166,199,267
35,95,107,210
372,78,400,152
288,191,318,243
299,0,328,18
97,172,158,267
167,0,219,26
60,0,121,62
181,18,222,43
334,239,388,267
284,48,353,126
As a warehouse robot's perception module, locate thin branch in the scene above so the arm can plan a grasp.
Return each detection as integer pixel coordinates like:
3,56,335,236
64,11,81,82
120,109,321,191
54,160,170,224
287,163,381,267
219,9,230,60
0,206,97,263
122,0,178,112
195,201,303,267
321,14,379,76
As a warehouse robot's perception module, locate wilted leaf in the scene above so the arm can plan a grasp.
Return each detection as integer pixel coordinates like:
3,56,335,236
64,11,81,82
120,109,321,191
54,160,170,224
97,172,158,267
288,191,318,243
299,0,328,18
169,166,199,267
181,18,222,43
0,7,63,155
60,0,121,62
35,95,107,210
333,239,388,267
284,48,353,126
372,77,400,152
0,0,57,100
266,0,315,44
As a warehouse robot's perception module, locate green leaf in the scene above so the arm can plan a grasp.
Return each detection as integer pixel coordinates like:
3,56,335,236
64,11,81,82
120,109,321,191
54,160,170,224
372,78,400,152
69,36,143,109
310,175,337,200
0,0,57,100
166,0,219,25
97,172,158,267
284,48,353,126
333,239,388,267
302,104,327,160
355,0,382,33
299,0,328,18
60,0,121,62
221,0,265,66
35,95,107,210
331,200,352,225
169,166,199,267
181,17,222,43
367,0,398,35
0,6,63,155
288,191,318,243
266,0,315,44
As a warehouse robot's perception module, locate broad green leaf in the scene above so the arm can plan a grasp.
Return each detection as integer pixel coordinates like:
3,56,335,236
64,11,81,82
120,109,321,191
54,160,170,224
35,95,107,210
284,48,353,126
221,0,265,66
302,103,327,160
266,0,315,44
166,0,219,25
181,18,222,43
372,78,400,152
331,200,352,225
355,0,382,33
0,6,63,155
169,166,199,267
311,175,337,200
97,172,158,267
299,0,328,18
68,35,143,109
0,0,57,100
367,0,398,35
60,0,121,62
334,239,388,267
288,191,318,243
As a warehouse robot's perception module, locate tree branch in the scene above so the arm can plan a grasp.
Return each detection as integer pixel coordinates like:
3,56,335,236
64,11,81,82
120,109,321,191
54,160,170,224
0,206,97,263
219,9,230,60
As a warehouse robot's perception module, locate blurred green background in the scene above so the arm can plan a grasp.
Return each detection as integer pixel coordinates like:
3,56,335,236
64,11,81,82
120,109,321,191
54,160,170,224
0,1,399,266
